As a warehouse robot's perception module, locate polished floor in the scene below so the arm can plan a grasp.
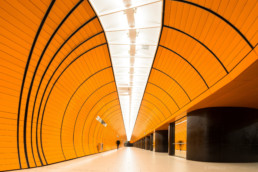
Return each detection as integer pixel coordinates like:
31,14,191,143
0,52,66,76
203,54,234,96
12,148,258,172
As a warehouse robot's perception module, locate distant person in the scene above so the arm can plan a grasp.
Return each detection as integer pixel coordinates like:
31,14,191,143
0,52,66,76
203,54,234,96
178,140,183,151
116,140,120,150
97,143,100,152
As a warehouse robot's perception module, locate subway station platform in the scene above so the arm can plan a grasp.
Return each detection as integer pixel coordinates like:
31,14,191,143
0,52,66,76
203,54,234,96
1,0,257,171
12,148,258,172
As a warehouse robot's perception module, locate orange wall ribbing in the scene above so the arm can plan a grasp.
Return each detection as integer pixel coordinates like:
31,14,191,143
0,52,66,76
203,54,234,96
0,0,126,171
131,0,257,142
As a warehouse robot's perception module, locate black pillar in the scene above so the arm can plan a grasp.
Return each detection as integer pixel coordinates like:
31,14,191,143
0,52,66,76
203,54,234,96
187,107,258,162
135,140,140,148
145,136,150,150
155,130,168,152
168,122,175,155
150,134,153,151
124,141,133,147
141,138,145,149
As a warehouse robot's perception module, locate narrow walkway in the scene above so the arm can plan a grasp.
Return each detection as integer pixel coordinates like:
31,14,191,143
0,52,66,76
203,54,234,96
13,148,258,172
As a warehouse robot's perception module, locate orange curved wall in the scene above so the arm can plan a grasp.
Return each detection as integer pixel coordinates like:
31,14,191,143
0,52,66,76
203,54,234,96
0,0,126,171
131,0,258,142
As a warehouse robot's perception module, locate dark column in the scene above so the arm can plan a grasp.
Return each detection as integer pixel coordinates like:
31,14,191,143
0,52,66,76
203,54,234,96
168,122,175,155
187,107,258,162
140,139,145,149
155,130,168,152
124,141,133,147
145,136,150,150
142,138,145,149
135,140,140,148
150,134,153,151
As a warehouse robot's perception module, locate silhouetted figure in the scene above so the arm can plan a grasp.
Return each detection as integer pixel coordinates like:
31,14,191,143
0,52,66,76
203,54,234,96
116,140,120,150
178,140,183,151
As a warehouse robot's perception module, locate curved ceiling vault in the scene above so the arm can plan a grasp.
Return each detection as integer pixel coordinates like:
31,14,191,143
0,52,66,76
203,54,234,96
89,0,163,140
131,0,258,142
0,0,257,171
0,0,126,171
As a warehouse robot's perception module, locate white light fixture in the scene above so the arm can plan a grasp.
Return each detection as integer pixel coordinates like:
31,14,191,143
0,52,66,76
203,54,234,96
90,0,162,141
96,116,107,127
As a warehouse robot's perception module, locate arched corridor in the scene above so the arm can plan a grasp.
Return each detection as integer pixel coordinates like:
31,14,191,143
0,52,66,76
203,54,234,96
0,0,257,171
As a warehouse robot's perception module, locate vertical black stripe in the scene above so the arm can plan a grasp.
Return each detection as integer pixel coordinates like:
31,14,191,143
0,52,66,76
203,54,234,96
163,25,229,74
32,30,101,164
74,99,118,155
152,67,191,101
143,99,167,119
24,0,83,166
72,83,116,156
138,111,157,128
145,92,173,117
148,82,180,109
141,104,163,122
89,107,122,151
33,17,98,163
38,44,107,163
159,45,209,88
17,0,56,168
87,105,121,153
130,0,166,138
59,67,111,159
89,0,127,139
100,106,121,121
81,91,116,154
171,0,254,49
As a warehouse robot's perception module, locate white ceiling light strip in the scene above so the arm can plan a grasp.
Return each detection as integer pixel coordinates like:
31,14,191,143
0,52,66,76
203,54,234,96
90,0,162,141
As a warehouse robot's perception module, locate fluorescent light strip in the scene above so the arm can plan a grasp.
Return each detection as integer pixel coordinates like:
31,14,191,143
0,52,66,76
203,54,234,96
98,0,161,17
105,25,160,32
90,0,162,141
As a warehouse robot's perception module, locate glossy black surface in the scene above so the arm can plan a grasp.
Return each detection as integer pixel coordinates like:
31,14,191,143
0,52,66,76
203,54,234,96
145,136,150,150
168,123,175,155
124,141,133,147
187,107,258,162
150,134,153,151
155,130,168,152
142,138,145,149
